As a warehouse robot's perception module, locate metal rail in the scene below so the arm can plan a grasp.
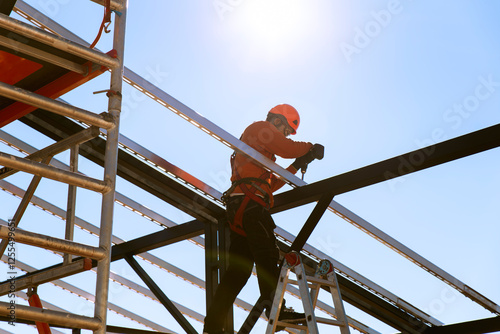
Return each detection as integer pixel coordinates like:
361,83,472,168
0,35,88,74
0,302,101,330
93,1,127,333
0,13,119,69
0,152,109,193
0,125,99,179
120,69,500,314
13,2,499,318
0,134,439,328
0,82,114,129
8,0,499,329
0,256,92,295
90,0,124,12
0,185,236,325
2,2,126,333
0,253,176,333
0,225,106,260
14,289,84,334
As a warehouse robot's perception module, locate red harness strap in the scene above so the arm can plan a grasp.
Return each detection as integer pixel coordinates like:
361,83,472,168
224,152,271,236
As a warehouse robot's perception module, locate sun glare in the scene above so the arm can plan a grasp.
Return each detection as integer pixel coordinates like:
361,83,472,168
234,0,317,63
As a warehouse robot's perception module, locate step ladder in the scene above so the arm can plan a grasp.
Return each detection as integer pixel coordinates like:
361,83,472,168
266,251,350,334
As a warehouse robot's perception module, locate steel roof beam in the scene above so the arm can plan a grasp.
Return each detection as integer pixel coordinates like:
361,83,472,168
272,123,500,211
15,2,499,319
289,192,335,252
20,109,224,222
111,220,205,261
13,1,499,324
5,115,448,328
0,0,16,15
422,316,500,334
125,255,198,334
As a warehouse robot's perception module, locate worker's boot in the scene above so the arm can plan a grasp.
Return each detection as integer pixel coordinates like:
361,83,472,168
275,299,306,332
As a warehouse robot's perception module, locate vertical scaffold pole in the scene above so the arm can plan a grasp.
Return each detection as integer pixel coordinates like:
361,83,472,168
93,1,128,333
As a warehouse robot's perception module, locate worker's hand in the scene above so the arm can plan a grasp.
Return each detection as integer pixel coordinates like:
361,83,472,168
291,144,324,171
311,144,324,160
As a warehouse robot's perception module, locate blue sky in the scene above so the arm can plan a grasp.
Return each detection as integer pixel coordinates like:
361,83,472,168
1,0,499,333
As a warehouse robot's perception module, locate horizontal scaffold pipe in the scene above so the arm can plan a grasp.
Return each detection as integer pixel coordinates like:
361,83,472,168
0,225,105,260
90,0,124,11
0,82,114,130
0,13,119,69
0,301,101,330
0,152,110,193
0,126,99,179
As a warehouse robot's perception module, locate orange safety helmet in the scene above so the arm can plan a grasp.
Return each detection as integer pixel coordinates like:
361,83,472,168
268,104,300,135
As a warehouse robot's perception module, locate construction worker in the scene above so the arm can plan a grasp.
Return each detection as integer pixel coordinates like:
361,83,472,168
203,104,324,334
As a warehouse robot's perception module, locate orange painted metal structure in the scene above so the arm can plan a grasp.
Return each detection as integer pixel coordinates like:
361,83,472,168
28,291,52,334
0,49,115,128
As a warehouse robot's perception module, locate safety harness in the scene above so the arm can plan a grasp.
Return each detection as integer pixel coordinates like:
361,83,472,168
222,152,272,236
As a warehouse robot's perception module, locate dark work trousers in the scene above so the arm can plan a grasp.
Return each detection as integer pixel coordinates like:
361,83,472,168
203,196,280,333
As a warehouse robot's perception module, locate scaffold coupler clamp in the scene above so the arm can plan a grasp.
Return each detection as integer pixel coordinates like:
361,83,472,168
93,89,122,98
27,285,38,298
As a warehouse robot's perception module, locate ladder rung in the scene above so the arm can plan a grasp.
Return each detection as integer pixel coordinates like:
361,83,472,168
276,320,308,330
285,277,336,289
306,275,337,288
316,316,345,326
279,317,345,327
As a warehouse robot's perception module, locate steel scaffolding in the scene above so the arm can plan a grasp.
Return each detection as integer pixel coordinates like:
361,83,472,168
0,0,127,333
0,1,499,334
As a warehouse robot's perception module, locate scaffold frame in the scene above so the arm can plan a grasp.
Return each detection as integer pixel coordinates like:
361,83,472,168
0,1,499,334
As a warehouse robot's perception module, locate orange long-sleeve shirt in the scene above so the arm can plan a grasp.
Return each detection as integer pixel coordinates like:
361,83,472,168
230,121,313,206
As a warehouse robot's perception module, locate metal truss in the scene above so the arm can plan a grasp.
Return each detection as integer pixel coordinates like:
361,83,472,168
0,134,380,333
0,130,399,332
0,1,498,333
13,5,493,308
